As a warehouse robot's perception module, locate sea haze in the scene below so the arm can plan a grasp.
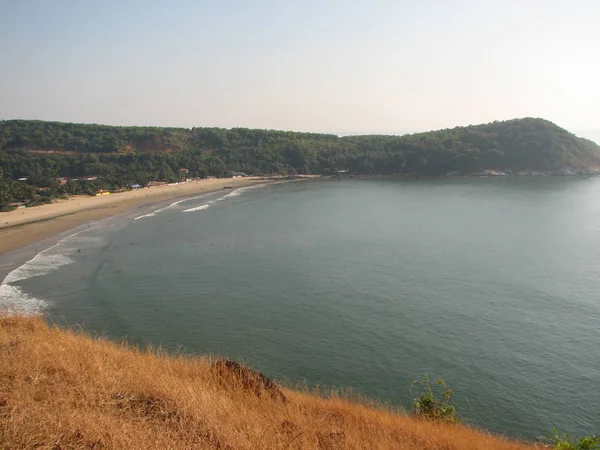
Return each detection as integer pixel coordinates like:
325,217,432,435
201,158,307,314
1,178,599,439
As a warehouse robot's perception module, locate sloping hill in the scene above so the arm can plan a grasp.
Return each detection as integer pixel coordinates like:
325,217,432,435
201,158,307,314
345,118,600,174
0,316,539,449
1,118,598,180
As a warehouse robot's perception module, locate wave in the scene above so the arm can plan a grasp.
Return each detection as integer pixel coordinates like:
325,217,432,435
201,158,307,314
0,283,47,315
3,253,74,284
222,190,242,199
183,204,210,213
134,199,191,220
0,232,104,315
134,212,158,220
166,198,190,208
136,183,269,219
187,183,269,209
134,204,171,220
134,194,214,220
219,183,267,201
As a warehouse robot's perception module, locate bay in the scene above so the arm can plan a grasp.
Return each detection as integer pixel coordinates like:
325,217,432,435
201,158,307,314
4,177,600,439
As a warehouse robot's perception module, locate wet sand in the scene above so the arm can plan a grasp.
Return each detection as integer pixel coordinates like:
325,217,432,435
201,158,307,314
0,178,268,256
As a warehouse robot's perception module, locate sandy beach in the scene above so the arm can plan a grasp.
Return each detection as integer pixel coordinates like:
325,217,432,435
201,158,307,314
0,177,269,256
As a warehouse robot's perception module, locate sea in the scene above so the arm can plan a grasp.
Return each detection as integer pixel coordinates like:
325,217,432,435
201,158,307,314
1,177,599,440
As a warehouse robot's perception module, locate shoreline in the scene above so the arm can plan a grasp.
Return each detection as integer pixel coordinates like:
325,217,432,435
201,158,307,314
0,177,273,257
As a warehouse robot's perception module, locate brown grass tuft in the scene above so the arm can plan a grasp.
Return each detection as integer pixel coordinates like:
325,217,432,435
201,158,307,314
0,316,542,449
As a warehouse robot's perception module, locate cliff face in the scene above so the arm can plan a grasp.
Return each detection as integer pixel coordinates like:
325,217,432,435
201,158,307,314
0,316,537,449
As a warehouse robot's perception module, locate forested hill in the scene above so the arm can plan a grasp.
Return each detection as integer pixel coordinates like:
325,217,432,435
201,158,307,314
1,118,599,184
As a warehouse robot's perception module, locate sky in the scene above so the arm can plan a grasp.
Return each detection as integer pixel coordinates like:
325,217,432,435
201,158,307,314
1,0,599,141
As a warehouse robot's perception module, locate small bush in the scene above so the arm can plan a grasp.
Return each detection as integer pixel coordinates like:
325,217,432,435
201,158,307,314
411,373,457,423
549,429,600,450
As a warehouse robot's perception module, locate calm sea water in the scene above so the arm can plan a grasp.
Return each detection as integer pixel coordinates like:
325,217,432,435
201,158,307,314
2,178,599,439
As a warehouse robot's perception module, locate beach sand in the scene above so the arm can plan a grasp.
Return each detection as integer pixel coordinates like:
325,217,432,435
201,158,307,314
0,178,268,256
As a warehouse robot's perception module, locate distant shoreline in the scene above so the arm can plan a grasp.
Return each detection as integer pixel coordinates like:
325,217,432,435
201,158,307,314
333,170,600,179
0,177,297,257
0,172,592,256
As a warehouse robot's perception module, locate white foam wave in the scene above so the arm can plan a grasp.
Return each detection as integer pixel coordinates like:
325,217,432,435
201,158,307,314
0,284,47,316
134,194,210,219
218,184,267,201
222,189,242,199
136,183,268,219
134,212,157,220
134,204,172,220
4,253,73,284
0,230,104,315
167,198,188,208
183,204,210,213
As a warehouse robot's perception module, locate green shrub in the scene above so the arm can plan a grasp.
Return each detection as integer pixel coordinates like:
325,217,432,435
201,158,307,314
549,429,600,450
411,373,457,423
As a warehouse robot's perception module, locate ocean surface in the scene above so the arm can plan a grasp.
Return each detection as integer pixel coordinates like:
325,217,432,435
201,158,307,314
1,177,599,439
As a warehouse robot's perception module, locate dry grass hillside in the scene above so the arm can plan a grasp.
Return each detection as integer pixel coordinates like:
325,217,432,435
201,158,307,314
0,316,542,449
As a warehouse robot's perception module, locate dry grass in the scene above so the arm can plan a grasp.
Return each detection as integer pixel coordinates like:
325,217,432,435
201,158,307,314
0,316,542,449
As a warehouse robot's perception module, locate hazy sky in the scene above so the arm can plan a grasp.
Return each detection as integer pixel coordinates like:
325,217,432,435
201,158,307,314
1,0,599,140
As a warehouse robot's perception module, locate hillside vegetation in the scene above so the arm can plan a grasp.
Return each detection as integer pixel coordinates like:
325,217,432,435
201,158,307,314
2,118,598,209
0,315,540,449
1,118,598,180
